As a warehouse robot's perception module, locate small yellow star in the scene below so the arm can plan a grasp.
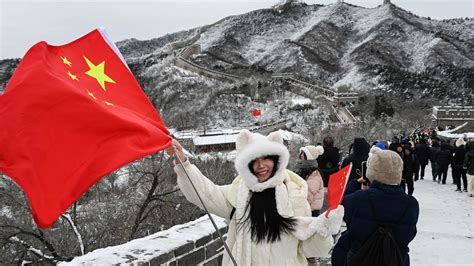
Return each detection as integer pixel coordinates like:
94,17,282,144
83,56,116,91
61,56,72,67
87,90,97,100
103,101,114,106
67,71,79,81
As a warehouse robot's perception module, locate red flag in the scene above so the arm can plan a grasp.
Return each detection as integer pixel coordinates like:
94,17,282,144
251,108,261,117
326,163,352,218
0,29,171,228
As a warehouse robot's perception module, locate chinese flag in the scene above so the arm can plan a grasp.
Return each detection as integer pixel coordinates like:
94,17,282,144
325,163,352,218
0,29,172,228
251,108,261,117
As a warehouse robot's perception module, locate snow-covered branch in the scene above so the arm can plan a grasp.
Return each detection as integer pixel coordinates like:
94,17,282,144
10,236,55,260
61,213,85,255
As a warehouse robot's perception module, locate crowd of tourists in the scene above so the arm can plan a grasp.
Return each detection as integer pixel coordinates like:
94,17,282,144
164,129,473,265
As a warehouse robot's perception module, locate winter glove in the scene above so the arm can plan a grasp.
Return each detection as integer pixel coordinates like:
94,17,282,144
291,205,345,240
321,205,345,235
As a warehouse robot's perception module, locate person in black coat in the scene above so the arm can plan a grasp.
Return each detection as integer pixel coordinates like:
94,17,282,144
341,138,370,195
452,138,467,192
463,141,474,197
401,146,419,195
389,136,400,151
436,143,453,184
317,136,341,187
429,139,441,181
414,138,431,180
391,142,404,158
332,149,419,266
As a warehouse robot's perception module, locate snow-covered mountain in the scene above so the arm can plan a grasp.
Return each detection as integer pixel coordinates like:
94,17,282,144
1,2,473,130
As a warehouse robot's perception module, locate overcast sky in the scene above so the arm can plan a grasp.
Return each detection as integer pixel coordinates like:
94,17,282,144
0,0,472,59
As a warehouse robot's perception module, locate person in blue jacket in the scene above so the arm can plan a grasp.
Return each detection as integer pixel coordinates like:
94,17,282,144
332,149,419,266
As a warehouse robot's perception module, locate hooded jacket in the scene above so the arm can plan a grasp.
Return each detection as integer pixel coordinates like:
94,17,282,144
317,146,341,186
331,182,419,266
174,130,343,265
452,142,466,168
463,141,474,175
341,138,370,181
414,141,430,164
341,138,370,195
402,146,419,180
436,143,452,168
429,140,441,163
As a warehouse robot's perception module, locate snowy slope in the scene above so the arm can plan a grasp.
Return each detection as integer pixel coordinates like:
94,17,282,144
191,2,472,93
1,2,472,128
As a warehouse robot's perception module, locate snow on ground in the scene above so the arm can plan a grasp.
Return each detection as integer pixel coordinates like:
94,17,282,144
410,164,473,265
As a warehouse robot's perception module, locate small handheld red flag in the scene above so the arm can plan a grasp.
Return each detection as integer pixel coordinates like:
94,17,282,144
326,163,352,218
0,29,172,228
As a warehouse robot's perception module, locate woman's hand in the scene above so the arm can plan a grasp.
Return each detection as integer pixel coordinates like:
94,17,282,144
165,139,187,164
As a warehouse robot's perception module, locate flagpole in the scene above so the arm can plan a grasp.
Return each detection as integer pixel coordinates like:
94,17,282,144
174,155,238,266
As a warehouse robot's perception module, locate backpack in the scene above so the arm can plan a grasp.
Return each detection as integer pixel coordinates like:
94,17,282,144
347,195,409,266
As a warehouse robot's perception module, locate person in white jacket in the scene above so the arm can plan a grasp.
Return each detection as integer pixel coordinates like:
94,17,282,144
165,129,344,266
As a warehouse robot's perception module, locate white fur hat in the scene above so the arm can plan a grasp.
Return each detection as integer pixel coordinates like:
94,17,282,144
456,137,466,147
234,129,289,192
299,145,324,160
366,149,403,185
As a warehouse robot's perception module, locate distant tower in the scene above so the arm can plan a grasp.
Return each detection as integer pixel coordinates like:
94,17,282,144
383,0,391,4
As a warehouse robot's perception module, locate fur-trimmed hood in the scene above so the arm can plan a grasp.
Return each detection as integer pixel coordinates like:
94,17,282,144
234,129,289,192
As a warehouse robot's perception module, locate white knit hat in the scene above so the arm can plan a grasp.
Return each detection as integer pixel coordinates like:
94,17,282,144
299,145,324,160
366,149,403,185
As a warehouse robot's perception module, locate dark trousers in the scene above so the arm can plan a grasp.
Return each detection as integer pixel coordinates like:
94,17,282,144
418,161,428,180
453,166,468,190
439,166,449,184
431,162,439,181
401,179,414,195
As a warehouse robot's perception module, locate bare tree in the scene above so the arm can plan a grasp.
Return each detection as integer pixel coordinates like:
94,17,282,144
128,153,180,240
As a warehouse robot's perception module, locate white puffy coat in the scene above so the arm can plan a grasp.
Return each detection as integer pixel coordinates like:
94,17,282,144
175,160,336,266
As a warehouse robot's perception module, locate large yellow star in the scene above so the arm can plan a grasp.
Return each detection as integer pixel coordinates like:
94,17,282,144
83,56,116,91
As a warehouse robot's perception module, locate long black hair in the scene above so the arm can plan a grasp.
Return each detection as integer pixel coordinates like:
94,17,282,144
238,155,296,243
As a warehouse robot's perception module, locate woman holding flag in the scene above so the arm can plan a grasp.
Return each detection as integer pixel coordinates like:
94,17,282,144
166,129,344,265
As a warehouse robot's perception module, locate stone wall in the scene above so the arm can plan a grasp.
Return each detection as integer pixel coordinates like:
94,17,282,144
174,57,241,82
149,226,228,266
61,215,228,266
